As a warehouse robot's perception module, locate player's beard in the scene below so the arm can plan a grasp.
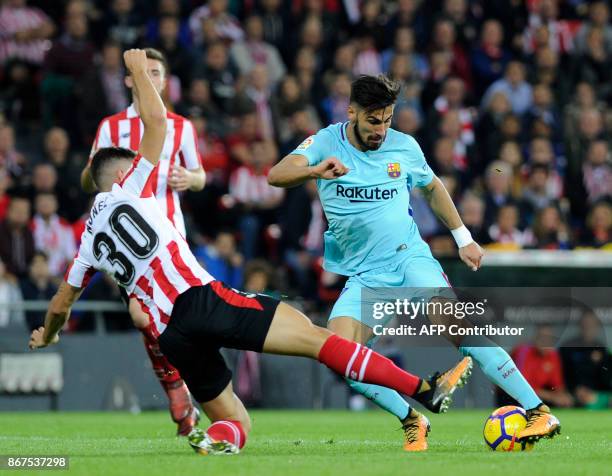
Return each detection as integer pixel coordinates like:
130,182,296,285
354,120,384,151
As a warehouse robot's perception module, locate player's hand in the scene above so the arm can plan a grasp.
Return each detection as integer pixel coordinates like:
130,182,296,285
311,157,349,180
459,241,483,271
28,327,59,350
168,165,191,191
123,49,148,75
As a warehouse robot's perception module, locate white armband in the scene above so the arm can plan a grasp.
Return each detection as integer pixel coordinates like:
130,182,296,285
451,225,474,248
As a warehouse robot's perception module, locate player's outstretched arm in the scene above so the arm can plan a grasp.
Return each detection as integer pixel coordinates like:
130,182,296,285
268,154,348,188
29,281,83,349
420,176,484,271
123,49,167,167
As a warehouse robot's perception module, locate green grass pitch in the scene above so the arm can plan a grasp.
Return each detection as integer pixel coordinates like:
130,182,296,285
1,410,610,476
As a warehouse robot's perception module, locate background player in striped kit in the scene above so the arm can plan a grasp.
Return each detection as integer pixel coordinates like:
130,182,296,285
80,48,206,436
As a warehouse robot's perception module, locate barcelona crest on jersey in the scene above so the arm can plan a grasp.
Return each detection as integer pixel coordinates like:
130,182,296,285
387,162,401,178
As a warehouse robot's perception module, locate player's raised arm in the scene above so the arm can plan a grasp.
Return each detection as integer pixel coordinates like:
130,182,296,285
268,154,348,188
123,49,167,166
420,175,484,271
28,281,83,349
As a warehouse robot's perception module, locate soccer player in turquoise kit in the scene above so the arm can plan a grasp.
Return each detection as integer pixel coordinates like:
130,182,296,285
268,75,560,451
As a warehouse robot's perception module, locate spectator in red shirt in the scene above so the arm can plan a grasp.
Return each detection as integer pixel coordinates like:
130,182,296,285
31,192,77,278
226,111,270,168
428,18,473,93
523,0,575,55
183,113,231,238
0,167,11,221
189,0,244,47
505,324,574,408
228,140,284,259
0,0,55,67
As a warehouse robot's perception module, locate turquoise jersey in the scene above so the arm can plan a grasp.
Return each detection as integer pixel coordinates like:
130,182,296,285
291,122,434,277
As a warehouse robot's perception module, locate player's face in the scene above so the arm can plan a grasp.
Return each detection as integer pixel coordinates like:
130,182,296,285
351,106,394,151
125,59,166,95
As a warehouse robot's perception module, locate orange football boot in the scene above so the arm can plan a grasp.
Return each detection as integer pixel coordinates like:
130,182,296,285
519,405,561,442
402,414,430,452
415,357,473,413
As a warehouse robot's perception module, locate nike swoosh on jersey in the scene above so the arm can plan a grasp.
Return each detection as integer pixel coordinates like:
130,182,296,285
497,359,511,371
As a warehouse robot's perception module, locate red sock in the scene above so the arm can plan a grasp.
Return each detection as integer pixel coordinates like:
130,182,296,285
318,335,421,396
207,420,246,449
140,325,182,387
141,325,194,425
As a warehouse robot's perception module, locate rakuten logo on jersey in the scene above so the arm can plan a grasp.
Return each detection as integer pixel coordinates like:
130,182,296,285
336,184,399,203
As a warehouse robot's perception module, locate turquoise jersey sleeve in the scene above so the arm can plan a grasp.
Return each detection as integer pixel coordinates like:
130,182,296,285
291,129,334,166
407,135,434,187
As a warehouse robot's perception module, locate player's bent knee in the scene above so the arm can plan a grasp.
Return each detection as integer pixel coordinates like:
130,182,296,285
200,384,245,426
291,316,333,357
263,302,332,358
309,325,333,349
328,317,369,344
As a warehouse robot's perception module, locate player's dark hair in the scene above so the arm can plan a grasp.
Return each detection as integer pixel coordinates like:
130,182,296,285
90,147,136,189
350,75,401,112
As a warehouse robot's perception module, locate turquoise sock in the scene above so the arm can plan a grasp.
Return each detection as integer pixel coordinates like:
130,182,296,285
460,340,542,410
346,379,410,420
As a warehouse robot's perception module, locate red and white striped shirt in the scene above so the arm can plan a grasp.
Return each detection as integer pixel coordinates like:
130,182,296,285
32,214,77,277
0,5,52,65
90,104,201,237
229,166,284,205
65,155,213,334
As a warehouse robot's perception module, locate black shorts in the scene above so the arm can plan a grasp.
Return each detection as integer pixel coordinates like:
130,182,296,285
157,281,279,402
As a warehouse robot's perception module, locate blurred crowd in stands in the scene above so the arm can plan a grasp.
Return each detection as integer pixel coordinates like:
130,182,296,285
0,0,611,334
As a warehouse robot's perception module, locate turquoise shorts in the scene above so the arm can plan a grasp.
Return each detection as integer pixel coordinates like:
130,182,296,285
329,253,452,330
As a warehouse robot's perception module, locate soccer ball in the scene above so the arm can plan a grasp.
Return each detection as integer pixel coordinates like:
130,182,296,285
483,406,534,452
